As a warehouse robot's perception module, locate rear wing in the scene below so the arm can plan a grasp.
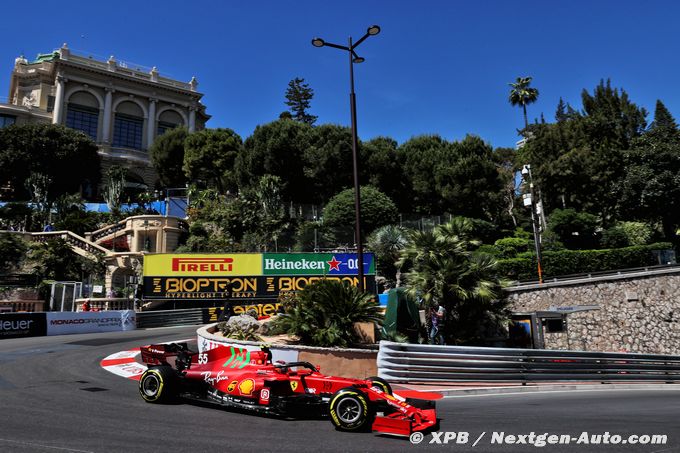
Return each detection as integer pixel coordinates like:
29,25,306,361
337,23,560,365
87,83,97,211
140,342,192,366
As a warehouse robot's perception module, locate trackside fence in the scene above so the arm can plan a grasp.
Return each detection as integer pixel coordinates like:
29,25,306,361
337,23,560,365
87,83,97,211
377,341,680,383
136,308,206,328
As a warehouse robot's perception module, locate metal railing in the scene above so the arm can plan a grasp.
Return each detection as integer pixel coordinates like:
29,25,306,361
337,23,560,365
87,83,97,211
136,308,206,328
378,341,680,383
31,231,110,256
506,264,680,290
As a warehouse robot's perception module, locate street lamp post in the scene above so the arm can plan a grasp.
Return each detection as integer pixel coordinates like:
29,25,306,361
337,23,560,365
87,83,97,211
312,25,380,292
522,164,543,283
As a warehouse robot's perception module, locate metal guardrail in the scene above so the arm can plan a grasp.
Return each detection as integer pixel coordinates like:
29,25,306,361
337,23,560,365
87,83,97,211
506,264,680,290
378,341,680,383
136,308,206,328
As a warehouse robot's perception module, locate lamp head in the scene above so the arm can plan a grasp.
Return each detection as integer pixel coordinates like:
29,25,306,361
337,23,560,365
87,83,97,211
367,25,381,36
311,38,325,47
353,56,365,63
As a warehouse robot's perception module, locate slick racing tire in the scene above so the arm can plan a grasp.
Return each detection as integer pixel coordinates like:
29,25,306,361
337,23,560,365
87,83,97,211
139,366,176,403
367,376,392,395
329,388,373,431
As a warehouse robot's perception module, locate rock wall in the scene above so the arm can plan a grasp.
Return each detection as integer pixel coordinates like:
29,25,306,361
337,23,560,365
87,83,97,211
507,271,680,354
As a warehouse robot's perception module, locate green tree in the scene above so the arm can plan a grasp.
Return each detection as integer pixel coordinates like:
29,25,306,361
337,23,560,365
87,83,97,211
284,77,317,125
360,136,408,210
508,76,539,129
436,135,505,222
547,208,599,250
103,166,126,215
237,119,312,203
240,175,290,251
397,135,450,214
149,127,189,187
0,233,28,272
184,128,243,193
0,124,100,202
398,218,508,345
650,100,677,131
518,80,647,220
304,124,355,203
28,238,87,281
367,225,409,287
323,186,399,245
618,104,680,240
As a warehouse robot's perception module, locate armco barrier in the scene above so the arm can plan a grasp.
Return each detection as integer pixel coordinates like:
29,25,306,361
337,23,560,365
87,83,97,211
136,308,206,328
377,341,680,383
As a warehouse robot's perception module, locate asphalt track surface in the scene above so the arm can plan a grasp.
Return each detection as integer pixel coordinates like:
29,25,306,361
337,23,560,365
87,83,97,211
1,327,680,453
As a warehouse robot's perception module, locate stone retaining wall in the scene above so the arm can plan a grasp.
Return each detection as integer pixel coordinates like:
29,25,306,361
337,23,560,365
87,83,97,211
507,271,680,354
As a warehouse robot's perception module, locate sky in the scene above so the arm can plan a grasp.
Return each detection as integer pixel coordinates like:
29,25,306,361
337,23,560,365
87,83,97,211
2,0,680,149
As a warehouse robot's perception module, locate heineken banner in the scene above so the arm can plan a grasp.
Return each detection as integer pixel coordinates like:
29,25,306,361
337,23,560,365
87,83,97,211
142,253,375,301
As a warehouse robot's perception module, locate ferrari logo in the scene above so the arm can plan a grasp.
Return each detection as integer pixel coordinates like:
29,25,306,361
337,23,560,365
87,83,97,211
227,380,238,393
290,381,298,391
238,378,255,396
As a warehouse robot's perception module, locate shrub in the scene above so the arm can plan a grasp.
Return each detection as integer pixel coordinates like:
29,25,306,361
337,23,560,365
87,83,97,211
602,221,654,248
497,242,674,281
322,186,398,245
547,208,599,249
272,279,383,347
493,237,532,258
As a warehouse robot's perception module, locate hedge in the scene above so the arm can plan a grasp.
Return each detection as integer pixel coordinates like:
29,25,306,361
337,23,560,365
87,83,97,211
496,242,674,281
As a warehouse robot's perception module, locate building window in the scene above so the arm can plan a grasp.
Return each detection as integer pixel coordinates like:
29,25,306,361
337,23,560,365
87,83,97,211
66,105,98,140
0,115,16,128
157,121,179,136
113,113,143,149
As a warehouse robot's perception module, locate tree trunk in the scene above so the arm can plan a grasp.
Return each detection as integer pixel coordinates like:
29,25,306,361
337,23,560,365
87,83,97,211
523,104,528,129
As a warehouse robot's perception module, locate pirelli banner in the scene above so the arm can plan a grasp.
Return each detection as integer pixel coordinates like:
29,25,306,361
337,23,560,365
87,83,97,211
142,253,376,301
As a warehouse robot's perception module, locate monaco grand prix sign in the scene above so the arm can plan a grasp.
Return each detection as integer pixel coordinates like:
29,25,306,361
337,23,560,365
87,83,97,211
142,253,376,302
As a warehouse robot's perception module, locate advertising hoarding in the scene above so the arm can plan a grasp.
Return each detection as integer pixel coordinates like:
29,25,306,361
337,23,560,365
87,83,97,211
46,310,136,336
142,253,376,303
0,313,47,339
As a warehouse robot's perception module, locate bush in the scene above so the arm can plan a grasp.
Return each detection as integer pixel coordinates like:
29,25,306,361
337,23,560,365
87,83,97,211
493,237,532,258
547,208,599,249
0,233,28,272
271,279,383,347
322,186,398,245
497,242,674,281
601,221,654,248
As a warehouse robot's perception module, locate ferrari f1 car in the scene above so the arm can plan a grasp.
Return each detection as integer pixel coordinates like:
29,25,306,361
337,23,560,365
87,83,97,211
138,342,438,436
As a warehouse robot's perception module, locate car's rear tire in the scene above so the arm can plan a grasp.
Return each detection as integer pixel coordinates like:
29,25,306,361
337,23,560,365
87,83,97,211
329,388,372,431
139,366,176,403
367,376,392,395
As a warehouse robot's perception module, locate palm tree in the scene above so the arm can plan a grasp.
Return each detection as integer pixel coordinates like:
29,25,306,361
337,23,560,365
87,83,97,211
398,218,508,345
508,76,539,129
273,279,383,347
367,225,409,287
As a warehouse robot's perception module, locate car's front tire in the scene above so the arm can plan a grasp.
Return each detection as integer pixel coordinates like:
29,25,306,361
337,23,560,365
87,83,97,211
329,388,372,431
366,376,392,395
139,366,176,403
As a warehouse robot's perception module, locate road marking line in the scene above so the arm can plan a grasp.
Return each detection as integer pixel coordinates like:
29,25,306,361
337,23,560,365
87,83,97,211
0,437,95,453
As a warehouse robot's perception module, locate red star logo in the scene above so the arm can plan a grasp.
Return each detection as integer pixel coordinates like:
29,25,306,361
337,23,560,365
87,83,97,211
327,256,341,271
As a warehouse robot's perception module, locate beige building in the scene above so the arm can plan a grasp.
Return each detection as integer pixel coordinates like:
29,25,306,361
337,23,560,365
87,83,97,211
0,43,210,188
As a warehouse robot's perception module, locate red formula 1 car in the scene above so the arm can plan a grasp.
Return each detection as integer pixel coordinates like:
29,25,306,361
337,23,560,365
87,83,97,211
138,342,438,436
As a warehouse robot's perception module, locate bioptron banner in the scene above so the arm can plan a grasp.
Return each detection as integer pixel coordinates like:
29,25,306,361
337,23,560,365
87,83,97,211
142,253,376,311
